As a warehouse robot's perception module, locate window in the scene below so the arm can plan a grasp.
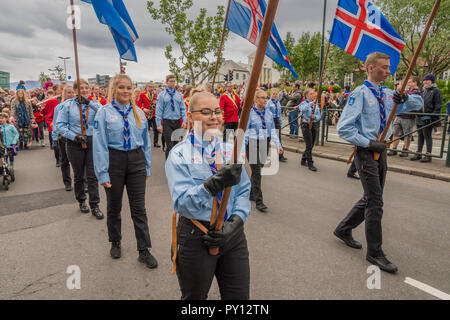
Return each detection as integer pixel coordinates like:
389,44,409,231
236,73,239,80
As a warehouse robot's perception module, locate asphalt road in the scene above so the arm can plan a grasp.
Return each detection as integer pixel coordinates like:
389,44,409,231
0,141,449,300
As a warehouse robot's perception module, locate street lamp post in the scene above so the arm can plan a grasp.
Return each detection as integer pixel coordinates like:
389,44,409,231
58,56,70,81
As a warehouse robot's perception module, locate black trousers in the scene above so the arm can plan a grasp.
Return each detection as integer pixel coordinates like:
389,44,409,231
301,122,317,164
163,119,182,159
246,139,269,205
417,123,433,154
49,133,60,163
223,122,238,142
66,136,99,208
175,216,249,300
347,159,357,176
336,147,387,256
274,118,284,159
58,137,71,187
105,148,151,251
148,117,160,146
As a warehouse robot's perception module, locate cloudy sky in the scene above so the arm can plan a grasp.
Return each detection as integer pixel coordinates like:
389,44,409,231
0,0,338,83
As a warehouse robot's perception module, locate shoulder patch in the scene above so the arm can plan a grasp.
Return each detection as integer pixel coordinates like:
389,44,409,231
93,120,99,130
348,97,355,106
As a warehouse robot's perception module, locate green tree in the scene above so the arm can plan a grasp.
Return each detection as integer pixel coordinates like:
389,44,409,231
274,32,296,82
48,65,65,82
374,0,450,79
326,42,365,86
290,32,322,82
39,72,50,88
147,0,227,87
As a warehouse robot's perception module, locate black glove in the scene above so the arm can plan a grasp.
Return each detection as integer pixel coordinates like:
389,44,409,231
368,140,386,153
393,91,408,104
74,135,87,144
203,164,242,197
51,140,58,149
203,214,244,248
77,96,91,106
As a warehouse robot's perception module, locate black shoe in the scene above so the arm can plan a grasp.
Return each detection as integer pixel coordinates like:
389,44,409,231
410,154,422,161
256,203,268,212
387,150,397,156
138,249,158,269
300,160,307,167
65,185,73,191
279,156,287,163
333,229,362,249
308,163,317,171
399,150,409,157
420,155,432,163
110,241,121,259
347,173,360,180
249,195,255,202
79,201,90,213
91,207,104,220
56,161,61,167
153,144,161,148
366,253,398,274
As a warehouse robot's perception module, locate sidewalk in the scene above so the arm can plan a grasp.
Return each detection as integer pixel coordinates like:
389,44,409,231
281,135,450,183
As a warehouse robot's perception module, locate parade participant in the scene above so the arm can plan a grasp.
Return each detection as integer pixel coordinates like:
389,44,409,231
267,88,287,162
55,79,104,219
166,91,251,300
334,52,424,274
43,77,53,93
42,85,62,165
219,82,241,142
16,80,26,91
52,86,75,191
156,75,187,159
0,113,19,168
286,83,302,138
298,88,322,171
137,82,160,148
88,85,107,105
93,74,157,268
31,97,45,147
245,89,283,212
11,89,35,150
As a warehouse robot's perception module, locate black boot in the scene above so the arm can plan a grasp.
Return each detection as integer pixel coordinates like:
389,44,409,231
333,228,362,249
91,207,104,220
110,241,121,259
308,162,317,171
138,249,158,269
366,252,398,274
79,201,90,213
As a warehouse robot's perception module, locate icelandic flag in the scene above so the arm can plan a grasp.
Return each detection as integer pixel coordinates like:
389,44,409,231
81,0,139,62
227,0,298,78
329,0,405,75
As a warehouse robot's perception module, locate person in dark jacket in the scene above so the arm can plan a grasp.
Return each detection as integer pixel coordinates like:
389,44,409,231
410,74,442,162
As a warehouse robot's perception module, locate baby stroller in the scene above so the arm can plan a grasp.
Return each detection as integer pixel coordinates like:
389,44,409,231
0,146,14,190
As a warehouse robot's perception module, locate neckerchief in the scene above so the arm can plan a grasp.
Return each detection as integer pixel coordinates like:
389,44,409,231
364,80,386,133
111,100,133,151
189,130,228,221
228,93,237,108
17,101,30,128
252,106,266,129
82,104,89,130
271,99,280,118
146,91,154,103
166,88,176,112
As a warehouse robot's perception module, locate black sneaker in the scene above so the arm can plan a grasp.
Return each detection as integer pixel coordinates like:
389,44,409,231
410,154,422,161
300,160,307,167
65,185,73,191
79,201,90,213
347,173,360,180
153,144,161,148
56,161,61,167
110,241,121,259
333,229,362,249
256,203,268,212
138,249,158,269
366,253,398,274
279,156,287,162
308,163,317,171
91,207,104,220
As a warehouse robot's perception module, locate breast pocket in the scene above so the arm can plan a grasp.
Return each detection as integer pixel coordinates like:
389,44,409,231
189,165,212,184
106,117,124,142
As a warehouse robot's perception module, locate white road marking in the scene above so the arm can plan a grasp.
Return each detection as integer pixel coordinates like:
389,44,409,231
404,277,450,300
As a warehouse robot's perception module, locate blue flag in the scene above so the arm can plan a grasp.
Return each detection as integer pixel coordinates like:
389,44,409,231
226,0,298,78
81,0,139,62
329,0,405,75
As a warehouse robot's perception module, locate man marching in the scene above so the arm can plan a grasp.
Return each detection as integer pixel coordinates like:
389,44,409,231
219,82,241,142
89,85,107,106
333,52,423,273
156,75,187,159
137,82,160,148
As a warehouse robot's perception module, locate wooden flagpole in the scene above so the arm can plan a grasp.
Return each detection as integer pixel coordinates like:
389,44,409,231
309,42,330,130
211,0,232,93
208,0,280,256
70,0,87,149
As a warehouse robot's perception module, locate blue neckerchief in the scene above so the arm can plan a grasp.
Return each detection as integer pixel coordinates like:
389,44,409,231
252,106,266,129
166,88,176,112
363,80,386,133
189,130,228,221
17,101,30,128
111,100,133,151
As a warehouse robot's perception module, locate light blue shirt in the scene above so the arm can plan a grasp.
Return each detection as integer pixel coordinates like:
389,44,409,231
55,98,102,141
92,102,151,184
165,135,251,223
51,103,65,141
155,89,187,127
337,80,424,148
298,100,322,124
244,106,282,149
266,99,282,119
1,124,19,148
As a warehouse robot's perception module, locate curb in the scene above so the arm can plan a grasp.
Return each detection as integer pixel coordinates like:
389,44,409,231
282,145,450,183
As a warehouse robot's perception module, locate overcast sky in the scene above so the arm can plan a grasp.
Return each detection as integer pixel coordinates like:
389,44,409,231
0,0,338,83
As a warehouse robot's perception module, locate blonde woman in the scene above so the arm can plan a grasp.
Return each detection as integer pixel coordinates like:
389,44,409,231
93,75,157,269
11,89,35,150
55,79,104,219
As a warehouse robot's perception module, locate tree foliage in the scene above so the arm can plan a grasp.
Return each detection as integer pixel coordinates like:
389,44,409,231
147,0,227,87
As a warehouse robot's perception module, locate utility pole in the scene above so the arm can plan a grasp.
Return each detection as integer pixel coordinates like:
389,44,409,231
58,56,70,81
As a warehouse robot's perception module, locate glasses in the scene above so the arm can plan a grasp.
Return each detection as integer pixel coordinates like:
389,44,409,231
191,108,223,117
